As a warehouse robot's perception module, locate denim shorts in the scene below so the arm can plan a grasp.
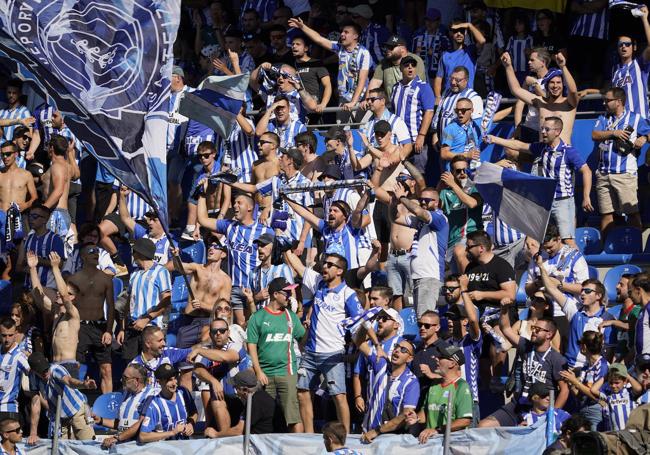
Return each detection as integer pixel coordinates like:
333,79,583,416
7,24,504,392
230,286,247,311
550,197,576,240
386,253,412,296
297,350,347,395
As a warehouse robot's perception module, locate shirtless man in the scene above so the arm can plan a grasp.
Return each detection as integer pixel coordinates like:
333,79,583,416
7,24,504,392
173,242,232,348
27,250,80,378
295,131,326,182
0,141,37,249
501,51,578,144
42,134,77,244
252,131,281,223
67,243,115,392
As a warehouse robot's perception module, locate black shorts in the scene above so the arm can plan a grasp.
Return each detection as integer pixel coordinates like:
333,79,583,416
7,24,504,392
95,181,116,224
486,400,531,426
67,182,82,223
76,322,112,364
373,202,391,244
103,212,126,237
121,328,144,362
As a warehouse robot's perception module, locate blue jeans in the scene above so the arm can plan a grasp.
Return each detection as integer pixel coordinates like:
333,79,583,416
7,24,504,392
551,197,576,240
579,403,603,431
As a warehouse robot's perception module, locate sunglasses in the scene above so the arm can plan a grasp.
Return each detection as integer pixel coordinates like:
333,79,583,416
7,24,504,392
383,44,398,51
419,197,434,204
1,152,14,158
21,135,31,140
540,126,558,132
443,286,460,293
208,243,224,251
453,168,468,175
603,98,618,103
215,306,231,312
451,28,467,34
530,325,550,333
619,41,633,47
259,139,274,146
455,107,472,114
367,96,383,102
4,427,21,434
323,260,343,270
581,288,597,295
396,345,413,355
210,327,228,335
401,62,417,68
83,247,100,255
122,375,139,382
466,243,480,250
198,153,213,159
377,315,394,323
417,322,437,329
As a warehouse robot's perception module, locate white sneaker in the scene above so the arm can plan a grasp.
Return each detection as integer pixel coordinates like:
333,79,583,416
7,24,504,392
180,226,196,241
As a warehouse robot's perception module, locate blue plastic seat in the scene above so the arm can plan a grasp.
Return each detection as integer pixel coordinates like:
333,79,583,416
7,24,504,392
0,281,12,314
603,264,643,302
171,275,189,313
179,239,206,264
603,227,642,254
588,266,599,280
516,271,529,305
92,392,123,420
575,227,602,255
400,307,419,342
112,277,124,299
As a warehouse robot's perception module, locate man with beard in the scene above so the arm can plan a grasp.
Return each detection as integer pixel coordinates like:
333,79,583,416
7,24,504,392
255,96,307,149
439,156,482,272
67,243,115,393
632,274,650,357
0,79,32,142
433,65,483,145
352,308,403,421
479,307,568,427
138,364,197,443
500,51,578,143
600,274,640,362
368,35,426,99
486,116,593,248
291,35,331,115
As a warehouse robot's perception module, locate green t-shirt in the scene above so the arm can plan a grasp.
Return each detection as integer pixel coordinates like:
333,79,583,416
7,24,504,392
371,53,426,99
440,186,483,248
424,377,474,430
247,307,305,377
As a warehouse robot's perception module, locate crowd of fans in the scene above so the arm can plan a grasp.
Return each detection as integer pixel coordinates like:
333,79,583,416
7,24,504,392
2,0,650,453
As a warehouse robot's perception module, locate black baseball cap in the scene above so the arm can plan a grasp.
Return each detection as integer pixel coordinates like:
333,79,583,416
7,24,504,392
373,120,392,135
155,363,179,381
230,369,258,388
439,345,465,366
323,126,346,142
132,238,156,260
28,352,50,375
253,232,275,246
445,305,469,320
400,56,418,67
268,277,298,295
383,34,407,47
281,147,304,168
224,28,243,39
318,164,342,181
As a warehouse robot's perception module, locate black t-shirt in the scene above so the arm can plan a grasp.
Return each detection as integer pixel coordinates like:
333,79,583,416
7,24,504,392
515,338,567,404
295,58,329,102
227,389,283,434
412,338,450,389
533,31,568,56
465,255,515,306
270,50,295,66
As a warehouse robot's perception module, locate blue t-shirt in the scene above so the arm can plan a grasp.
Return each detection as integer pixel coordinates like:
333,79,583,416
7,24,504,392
438,45,477,92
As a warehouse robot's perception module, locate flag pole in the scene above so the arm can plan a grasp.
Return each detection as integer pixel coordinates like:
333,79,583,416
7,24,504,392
443,389,453,455
160,222,196,302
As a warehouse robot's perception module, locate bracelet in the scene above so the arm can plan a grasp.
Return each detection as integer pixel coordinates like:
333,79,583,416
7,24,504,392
355,395,362,399
417,133,426,137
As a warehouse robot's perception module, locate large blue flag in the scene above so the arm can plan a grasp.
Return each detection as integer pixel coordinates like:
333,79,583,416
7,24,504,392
474,162,556,242
0,0,179,229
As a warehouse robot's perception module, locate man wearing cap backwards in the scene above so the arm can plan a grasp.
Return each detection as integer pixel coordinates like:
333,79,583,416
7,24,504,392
390,56,436,172
246,277,305,433
368,34,426,99
117,186,173,269
255,96,308,149
139,363,198,443
288,17,370,122
117,237,172,362
66,242,115,393
250,232,296,310
188,317,252,436
434,19,485,100
348,4,390,67
405,345,473,443
94,364,153,448
227,146,313,244
197,182,273,326
27,351,97,443
168,241,232,349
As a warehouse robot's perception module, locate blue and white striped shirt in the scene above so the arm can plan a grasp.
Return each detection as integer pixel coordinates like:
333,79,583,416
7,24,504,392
323,188,361,221
302,267,363,353
521,408,570,433
577,356,609,405
117,385,154,430
216,219,273,288
128,263,172,327
506,35,534,73
23,230,65,289
0,105,31,141
363,110,413,147
594,110,650,174
33,104,55,150
318,220,370,270
450,333,482,402
361,23,391,67
601,383,636,431
216,117,257,182
251,263,294,308
114,182,152,220
411,28,450,76
330,42,371,103
257,171,313,241
141,387,195,439
37,364,86,419
130,348,192,392
483,203,523,247
263,89,305,122
570,1,608,40
0,344,29,412
391,76,436,141
267,118,307,149
434,87,483,137
529,140,586,199
612,58,650,118
332,449,363,455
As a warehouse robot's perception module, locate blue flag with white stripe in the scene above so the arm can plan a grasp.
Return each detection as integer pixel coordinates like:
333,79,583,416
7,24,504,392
178,74,249,140
474,162,556,242
0,0,180,229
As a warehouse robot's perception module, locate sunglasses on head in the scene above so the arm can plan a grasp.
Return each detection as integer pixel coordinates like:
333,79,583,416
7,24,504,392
210,327,228,335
